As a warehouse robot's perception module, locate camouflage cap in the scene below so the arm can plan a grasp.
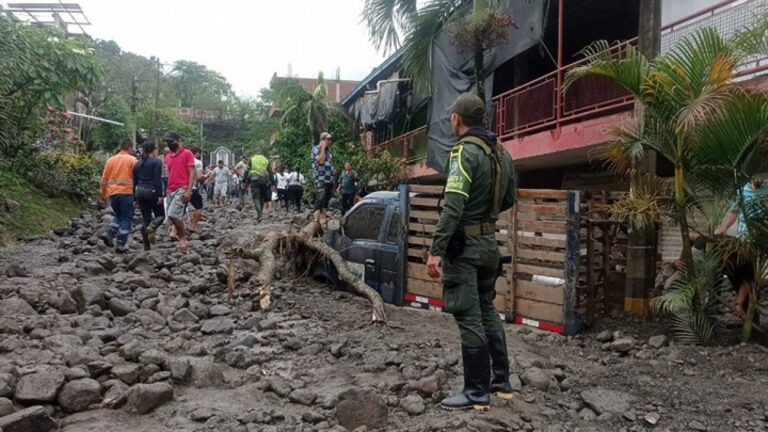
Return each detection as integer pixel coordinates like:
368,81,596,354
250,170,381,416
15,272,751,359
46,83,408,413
451,93,486,119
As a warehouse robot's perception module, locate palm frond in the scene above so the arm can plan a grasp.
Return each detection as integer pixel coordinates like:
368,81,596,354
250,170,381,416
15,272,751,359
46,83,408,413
730,12,768,58
564,40,649,97
362,0,418,54
694,92,768,193
401,0,462,94
651,251,724,345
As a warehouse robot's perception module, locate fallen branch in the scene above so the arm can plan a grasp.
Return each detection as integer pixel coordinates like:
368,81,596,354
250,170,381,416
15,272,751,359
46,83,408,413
293,236,387,324
230,227,387,324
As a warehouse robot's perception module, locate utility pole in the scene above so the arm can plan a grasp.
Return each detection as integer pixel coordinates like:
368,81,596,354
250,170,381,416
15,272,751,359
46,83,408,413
130,76,138,148
153,56,161,145
625,0,662,316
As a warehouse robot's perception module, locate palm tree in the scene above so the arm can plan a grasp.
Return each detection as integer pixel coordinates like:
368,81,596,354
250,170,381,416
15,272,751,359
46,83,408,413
362,0,515,99
277,72,334,142
566,22,768,343
565,26,766,275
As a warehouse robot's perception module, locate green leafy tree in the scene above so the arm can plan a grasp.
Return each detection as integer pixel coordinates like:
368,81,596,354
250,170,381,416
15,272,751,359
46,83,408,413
169,60,234,110
0,15,102,156
90,96,133,152
278,72,347,141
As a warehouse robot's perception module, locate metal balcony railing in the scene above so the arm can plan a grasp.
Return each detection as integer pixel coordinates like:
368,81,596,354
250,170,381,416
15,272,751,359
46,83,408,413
492,0,768,142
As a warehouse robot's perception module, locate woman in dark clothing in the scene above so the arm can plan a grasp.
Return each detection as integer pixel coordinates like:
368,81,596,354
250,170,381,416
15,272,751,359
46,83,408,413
133,142,165,250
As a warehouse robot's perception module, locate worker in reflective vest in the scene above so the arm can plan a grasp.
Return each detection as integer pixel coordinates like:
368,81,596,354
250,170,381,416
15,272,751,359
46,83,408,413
249,153,273,221
99,139,137,252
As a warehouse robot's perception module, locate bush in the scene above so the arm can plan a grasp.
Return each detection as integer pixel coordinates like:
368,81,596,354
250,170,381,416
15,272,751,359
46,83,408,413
9,150,101,202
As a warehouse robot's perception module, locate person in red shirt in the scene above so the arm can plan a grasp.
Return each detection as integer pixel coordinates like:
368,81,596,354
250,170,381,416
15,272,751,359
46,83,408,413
163,132,195,252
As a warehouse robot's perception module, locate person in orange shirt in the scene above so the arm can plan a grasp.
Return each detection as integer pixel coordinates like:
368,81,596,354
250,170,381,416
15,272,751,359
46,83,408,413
99,139,137,253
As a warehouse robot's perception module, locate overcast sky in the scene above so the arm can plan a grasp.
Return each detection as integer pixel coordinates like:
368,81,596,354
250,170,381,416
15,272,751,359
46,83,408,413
70,0,388,98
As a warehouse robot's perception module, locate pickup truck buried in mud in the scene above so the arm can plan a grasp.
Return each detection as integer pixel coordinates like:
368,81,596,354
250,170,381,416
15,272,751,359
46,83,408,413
313,185,586,335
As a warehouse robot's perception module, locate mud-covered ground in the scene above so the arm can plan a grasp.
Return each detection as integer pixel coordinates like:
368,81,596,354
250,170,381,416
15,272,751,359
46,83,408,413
0,202,767,432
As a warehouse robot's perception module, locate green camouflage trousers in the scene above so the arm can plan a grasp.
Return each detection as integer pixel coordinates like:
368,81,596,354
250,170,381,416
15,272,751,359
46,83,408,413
441,255,503,347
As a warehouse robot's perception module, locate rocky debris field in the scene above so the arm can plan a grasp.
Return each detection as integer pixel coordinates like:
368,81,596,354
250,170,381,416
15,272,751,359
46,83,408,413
0,203,767,432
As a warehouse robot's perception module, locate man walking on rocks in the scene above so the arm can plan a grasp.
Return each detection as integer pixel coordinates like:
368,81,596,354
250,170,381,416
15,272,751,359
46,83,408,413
99,138,137,253
312,132,334,224
163,132,195,252
212,160,231,206
426,93,517,411
249,151,273,221
188,148,209,233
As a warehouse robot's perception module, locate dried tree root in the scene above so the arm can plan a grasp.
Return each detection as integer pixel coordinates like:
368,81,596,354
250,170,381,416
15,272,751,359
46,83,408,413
292,236,387,324
231,228,387,324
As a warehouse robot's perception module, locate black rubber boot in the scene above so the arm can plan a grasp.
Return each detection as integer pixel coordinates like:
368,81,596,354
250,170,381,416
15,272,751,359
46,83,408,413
487,330,514,400
441,343,491,411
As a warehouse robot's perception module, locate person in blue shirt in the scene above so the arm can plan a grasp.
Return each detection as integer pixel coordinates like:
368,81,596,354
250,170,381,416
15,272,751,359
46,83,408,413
715,178,766,319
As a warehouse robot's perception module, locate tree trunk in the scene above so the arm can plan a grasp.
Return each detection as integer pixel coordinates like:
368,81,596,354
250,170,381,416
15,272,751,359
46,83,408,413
231,231,387,324
474,43,485,102
295,237,388,324
674,165,695,278
741,284,758,342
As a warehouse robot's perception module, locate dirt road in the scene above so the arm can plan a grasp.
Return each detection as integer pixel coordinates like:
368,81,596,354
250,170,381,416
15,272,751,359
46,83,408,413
0,204,766,432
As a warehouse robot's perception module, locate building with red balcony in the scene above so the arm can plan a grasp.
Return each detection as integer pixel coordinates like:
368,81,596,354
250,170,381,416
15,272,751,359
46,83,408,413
345,0,768,187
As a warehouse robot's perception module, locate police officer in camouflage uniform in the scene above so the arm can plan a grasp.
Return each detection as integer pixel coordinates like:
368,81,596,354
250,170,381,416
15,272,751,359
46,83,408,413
426,93,517,410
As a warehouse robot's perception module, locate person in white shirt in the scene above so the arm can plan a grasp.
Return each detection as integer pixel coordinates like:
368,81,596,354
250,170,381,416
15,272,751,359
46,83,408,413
275,167,290,210
212,160,231,205
286,166,306,212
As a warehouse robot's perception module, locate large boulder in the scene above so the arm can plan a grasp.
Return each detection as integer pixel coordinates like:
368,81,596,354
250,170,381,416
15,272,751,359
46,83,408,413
0,406,56,432
125,383,174,414
57,378,101,413
335,389,388,430
15,370,65,404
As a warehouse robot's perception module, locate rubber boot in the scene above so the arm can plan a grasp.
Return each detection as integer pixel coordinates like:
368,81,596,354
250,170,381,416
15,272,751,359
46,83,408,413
141,226,151,251
101,225,117,247
487,330,514,400
440,343,491,411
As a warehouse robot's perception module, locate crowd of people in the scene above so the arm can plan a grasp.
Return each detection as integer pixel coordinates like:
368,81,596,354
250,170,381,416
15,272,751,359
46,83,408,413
98,130,359,253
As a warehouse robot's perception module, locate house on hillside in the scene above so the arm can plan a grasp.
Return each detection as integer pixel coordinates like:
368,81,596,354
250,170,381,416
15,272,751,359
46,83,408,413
346,0,768,186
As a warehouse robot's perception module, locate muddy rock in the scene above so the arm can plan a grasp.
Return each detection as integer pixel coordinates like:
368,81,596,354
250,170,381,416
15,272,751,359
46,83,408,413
521,367,551,392
580,389,635,415
101,381,129,409
335,389,387,430
71,283,105,311
57,378,101,413
0,378,14,398
595,330,613,342
648,335,668,349
289,389,317,406
610,337,635,354
124,383,173,414
201,317,234,335
0,298,37,317
188,357,224,387
113,364,143,385
0,406,56,432
107,298,136,317
172,308,199,324
168,358,191,383
139,349,168,368
15,370,65,403
400,394,426,415
0,398,11,416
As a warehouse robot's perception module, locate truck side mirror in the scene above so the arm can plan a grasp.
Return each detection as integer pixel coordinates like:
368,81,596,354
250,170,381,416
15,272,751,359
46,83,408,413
327,219,341,231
